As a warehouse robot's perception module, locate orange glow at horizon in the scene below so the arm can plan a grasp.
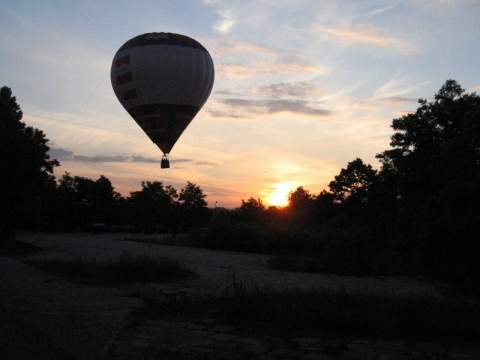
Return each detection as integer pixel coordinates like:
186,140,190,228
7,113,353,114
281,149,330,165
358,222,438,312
267,182,295,207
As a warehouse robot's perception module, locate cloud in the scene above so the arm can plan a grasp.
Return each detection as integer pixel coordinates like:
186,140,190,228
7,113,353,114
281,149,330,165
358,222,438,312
216,61,321,78
211,98,331,118
214,8,236,34
207,38,324,78
193,160,218,166
51,148,165,164
377,97,418,105
201,0,238,35
210,81,328,119
317,23,417,54
50,148,221,168
256,82,316,98
354,5,397,20
372,79,432,100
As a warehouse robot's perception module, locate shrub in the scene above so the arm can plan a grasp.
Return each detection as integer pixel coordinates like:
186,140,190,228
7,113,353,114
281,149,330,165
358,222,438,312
24,251,197,285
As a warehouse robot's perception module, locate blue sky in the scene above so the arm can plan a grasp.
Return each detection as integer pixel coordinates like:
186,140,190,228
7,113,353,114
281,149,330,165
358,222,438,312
1,0,479,207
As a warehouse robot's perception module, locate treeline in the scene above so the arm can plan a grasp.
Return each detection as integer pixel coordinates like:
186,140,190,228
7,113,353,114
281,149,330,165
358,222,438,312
201,80,480,291
26,174,209,233
0,85,209,236
2,81,480,290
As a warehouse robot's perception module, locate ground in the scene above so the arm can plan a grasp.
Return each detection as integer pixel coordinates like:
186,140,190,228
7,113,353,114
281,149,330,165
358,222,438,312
1,232,479,359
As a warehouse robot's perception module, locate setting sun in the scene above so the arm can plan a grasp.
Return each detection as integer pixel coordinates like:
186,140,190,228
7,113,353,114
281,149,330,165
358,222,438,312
267,182,295,207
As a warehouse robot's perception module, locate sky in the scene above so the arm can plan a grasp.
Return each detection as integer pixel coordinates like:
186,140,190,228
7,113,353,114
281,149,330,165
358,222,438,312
1,0,480,208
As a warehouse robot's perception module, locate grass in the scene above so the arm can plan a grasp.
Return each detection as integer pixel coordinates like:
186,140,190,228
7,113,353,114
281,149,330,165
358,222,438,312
0,238,43,257
135,276,480,342
218,283,480,340
123,235,194,247
24,251,198,285
15,235,480,342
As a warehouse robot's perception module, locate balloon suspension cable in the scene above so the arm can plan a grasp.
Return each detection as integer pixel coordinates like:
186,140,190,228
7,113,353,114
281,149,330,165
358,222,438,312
161,154,170,169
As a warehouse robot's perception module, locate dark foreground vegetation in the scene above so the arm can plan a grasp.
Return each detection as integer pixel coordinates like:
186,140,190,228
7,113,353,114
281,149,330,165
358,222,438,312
2,80,480,293
135,277,480,341
19,246,480,342
24,251,197,285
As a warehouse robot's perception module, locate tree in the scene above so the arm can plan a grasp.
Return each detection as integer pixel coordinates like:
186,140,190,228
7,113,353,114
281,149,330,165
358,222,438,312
128,181,178,233
376,80,480,280
53,172,95,229
90,175,123,225
328,158,377,206
178,181,208,228
288,186,314,209
376,80,480,200
178,181,207,208
238,197,265,222
312,190,337,225
51,173,122,230
0,86,59,238
287,186,315,224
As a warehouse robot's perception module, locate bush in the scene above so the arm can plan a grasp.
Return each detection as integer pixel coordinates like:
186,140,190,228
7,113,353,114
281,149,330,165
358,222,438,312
24,251,198,285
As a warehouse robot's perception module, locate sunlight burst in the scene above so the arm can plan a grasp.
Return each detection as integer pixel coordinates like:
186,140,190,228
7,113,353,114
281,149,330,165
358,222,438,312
268,182,294,207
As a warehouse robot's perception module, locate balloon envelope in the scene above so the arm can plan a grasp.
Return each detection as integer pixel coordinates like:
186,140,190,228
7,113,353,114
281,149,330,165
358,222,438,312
111,32,214,155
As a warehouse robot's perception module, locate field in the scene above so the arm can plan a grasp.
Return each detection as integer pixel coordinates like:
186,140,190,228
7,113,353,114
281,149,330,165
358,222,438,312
1,232,479,359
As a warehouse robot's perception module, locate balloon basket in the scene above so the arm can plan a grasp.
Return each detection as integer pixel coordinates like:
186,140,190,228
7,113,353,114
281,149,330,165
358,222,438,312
161,155,170,169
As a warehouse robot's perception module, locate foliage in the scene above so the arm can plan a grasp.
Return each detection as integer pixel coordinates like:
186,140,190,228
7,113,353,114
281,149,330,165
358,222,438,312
127,181,178,233
288,186,314,210
0,86,59,238
214,283,480,340
328,158,377,206
238,197,265,222
376,80,480,281
0,238,43,257
140,277,480,341
50,172,122,230
24,251,197,285
178,181,209,229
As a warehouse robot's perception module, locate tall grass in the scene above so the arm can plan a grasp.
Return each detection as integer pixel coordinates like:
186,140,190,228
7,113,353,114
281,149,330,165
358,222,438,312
0,238,43,257
132,273,480,341
24,251,197,285
215,280,480,340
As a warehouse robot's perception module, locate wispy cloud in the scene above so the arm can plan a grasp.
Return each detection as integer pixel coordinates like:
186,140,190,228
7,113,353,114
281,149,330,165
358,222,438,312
256,82,317,98
50,148,160,164
211,98,331,119
214,8,236,34
372,79,432,100
317,23,418,54
50,148,221,167
354,4,397,20
210,80,327,119
216,61,321,78
207,39,324,78
377,97,418,105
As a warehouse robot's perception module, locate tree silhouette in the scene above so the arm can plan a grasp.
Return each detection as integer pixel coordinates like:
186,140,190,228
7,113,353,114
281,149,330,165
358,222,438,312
128,181,178,233
287,186,315,225
238,197,265,222
0,86,59,238
52,173,122,230
376,80,480,279
328,158,377,206
178,181,208,229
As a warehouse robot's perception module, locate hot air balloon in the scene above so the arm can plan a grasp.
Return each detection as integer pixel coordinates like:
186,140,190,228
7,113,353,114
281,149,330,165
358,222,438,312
111,32,215,168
